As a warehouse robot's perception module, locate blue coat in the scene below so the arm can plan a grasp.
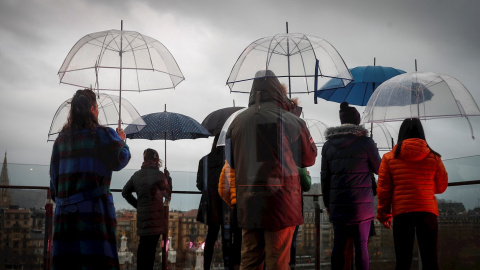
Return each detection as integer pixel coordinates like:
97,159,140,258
321,124,381,225
50,126,130,270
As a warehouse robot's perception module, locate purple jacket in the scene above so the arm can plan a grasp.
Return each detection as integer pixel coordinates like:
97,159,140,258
321,124,381,225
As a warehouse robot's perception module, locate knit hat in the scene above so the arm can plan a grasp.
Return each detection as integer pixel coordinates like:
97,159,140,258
339,102,360,125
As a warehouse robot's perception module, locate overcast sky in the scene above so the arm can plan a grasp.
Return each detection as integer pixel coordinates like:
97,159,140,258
1,0,479,182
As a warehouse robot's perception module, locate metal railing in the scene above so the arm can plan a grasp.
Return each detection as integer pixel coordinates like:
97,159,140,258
2,179,479,270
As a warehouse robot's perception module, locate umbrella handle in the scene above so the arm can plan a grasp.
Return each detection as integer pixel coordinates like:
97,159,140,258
165,133,167,169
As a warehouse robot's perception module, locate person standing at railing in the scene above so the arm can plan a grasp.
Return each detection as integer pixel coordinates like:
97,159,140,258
226,70,317,269
321,102,381,270
197,135,241,270
49,88,131,270
122,148,172,270
376,118,448,270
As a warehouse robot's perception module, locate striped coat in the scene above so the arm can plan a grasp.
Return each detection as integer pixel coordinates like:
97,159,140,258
50,126,130,270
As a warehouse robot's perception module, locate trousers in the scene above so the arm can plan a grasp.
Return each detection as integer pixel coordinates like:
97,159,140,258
240,226,295,270
331,221,371,270
393,212,439,270
137,234,160,270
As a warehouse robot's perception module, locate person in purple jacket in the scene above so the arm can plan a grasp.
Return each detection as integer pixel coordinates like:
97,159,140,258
321,102,381,270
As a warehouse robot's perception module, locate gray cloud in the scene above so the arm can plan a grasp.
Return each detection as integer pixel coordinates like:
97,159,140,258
0,0,479,182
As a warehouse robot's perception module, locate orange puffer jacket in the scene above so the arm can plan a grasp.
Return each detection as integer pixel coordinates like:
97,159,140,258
218,160,236,208
376,138,448,224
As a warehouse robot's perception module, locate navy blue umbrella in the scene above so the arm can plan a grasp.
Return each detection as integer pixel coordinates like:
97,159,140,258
314,65,406,106
125,110,210,168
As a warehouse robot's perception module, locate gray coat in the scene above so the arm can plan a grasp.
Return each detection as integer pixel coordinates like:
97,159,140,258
226,72,317,230
122,167,172,236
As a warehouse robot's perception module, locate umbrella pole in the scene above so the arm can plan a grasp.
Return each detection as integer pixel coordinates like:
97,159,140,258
314,59,319,104
164,133,167,169
286,21,292,99
164,104,167,169
118,20,123,130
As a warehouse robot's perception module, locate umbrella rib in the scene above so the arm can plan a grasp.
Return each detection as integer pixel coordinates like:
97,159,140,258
82,65,184,79
361,83,370,106
292,34,313,93
343,83,357,104
96,32,123,90
265,35,291,69
265,36,280,69
123,33,143,92
86,31,121,52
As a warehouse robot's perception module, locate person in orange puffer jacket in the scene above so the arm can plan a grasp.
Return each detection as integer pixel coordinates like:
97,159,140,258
218,160,242,269
376,118,448,270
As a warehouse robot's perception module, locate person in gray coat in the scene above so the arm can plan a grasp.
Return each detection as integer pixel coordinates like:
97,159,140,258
122,148,172,270
226,70,317,269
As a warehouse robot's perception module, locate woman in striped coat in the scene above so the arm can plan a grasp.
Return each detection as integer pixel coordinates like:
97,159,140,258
50,89,131,270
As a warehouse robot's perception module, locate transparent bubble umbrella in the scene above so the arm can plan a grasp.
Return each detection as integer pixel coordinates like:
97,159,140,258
369,123,398,151
58,21,185,128
216,109,326,148
362,72,480,138
217,108,247,147
303,119,329,147
48,93,146,141
226,29,352,98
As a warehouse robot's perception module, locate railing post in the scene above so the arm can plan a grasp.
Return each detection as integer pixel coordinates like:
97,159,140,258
314,195,323,270
44,189,53,270
162,200,170,270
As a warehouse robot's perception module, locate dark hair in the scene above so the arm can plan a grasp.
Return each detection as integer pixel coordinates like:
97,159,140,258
143,148,163,168
61,89,99,134
144,148,159,162
394,118,441,157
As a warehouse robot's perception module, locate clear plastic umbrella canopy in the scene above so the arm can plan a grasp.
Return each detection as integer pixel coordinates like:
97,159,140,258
362,72,480,138
303,119,329,147
217,108,247,147
58,29,185,92
369,123,398,151
48,93,146,141
226,33,352,97
216,110,327,148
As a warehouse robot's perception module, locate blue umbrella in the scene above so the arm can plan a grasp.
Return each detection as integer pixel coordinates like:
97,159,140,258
314,65,406,106
125,110,210,168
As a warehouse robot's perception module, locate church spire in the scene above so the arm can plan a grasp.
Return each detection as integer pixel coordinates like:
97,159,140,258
0,152,12,208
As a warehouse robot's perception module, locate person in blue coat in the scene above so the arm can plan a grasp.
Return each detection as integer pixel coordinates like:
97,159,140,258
321,102,381,270
50,89,131,270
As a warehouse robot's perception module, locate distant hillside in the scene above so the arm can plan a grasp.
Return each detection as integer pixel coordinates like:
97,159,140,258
9,189,47,209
